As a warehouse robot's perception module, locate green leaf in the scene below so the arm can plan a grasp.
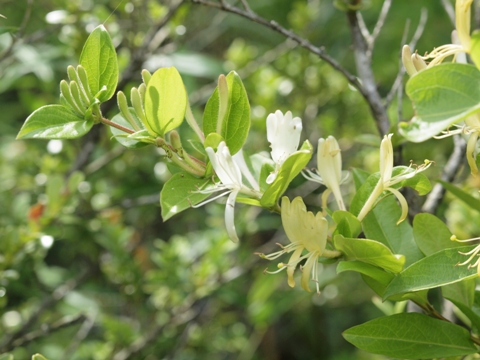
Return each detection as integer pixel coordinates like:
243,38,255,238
17,105,93,139
343,313,477,359
144,67,187,137
32,355,49,360
160,172,215,221
334,235,405,273
384,245,478,299
203,71,250,155
362,196,424,267
332,210,362,238
0,354,14,360
337,261,394,287
413,213,461,256
442,280,480,330
110,110,150,148
439,180,480,212
79,25,118,102
401,63,480,142
397,168,432,196
260,140,313,208
470,30,480,70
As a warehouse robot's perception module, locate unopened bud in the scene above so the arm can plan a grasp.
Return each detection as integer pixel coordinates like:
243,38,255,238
117,91,139,131
70,81,87,110
77,65,93,101
402,45,417,76
169,130,182,150
130,87,147,124
141,69,152,86
412,53,427,72
60,80,83,115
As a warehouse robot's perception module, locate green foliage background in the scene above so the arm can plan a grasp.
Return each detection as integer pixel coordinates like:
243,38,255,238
0,0,477,359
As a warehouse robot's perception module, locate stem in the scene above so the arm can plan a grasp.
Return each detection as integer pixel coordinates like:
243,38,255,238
357,180,383,222
100,117,135,134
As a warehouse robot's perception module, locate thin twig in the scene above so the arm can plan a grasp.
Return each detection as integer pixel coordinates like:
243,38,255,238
63,315,97,358
346,10,390,136
441,0,455,26
370,0,392,48
9,314,87,349
422,135,467,214
238,0,253,13
384,8,428,108
0,269,92,353
189,0,364,95
0,0,33,62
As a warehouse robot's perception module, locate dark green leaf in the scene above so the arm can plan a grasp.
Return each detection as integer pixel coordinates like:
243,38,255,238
384,246,478,299
413,213,461,256
160,172,215,221
401,63,480,142
343,313,477,359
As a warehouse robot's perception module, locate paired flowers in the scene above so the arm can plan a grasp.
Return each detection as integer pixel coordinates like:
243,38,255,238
357,134,432,224
257,196,340,293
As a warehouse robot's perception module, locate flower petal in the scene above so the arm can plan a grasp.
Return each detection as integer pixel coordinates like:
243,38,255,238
225,190,240,242
287,247,303,288
266,110,302,166
387,187,409,224
300,253,317,292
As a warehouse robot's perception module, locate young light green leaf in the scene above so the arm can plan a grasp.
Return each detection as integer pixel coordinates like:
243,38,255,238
401,63,480,142
203,71,250,155
334,235,405,273
144,67,187,137
384,245,478,299
110,110,150,148
470,30,480,70
413,213,461,256
260,140,313,208
32,355,49,360
332,210,362,238
439,180,480,212
79,25,118,102
17,105,92,139
343,313,477,359
160,172,215,221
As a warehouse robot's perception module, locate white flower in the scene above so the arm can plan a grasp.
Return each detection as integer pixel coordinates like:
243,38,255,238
403,0,473,74
303,136,348,211
257,196,340,293
357,134,432,224
266,110,302,184
196,142,260,242
435,114,480,175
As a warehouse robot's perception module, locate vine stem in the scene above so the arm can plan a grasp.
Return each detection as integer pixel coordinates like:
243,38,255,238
100,117,135,134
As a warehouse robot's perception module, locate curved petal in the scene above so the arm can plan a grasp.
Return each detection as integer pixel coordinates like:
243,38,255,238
266,110,302,166
300,253,317,292
225,190,240,242
287,247,303,288
387,187,409,225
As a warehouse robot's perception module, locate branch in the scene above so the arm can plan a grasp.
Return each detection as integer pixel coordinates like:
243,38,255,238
421,135,467,214
0,0,33,63
189,0,364,96
9,314,87,349
346,10,390,136
0,269,92,353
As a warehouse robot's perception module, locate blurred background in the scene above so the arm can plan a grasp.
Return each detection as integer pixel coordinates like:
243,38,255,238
0,0,476,359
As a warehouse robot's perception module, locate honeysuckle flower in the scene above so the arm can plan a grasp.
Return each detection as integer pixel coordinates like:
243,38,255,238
266,110,302,184
257,196,341,293
357,134,432,224
303,136,349,211
451,234,480,276
195,142,261,242
435,114,480,175
403,0,473,74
